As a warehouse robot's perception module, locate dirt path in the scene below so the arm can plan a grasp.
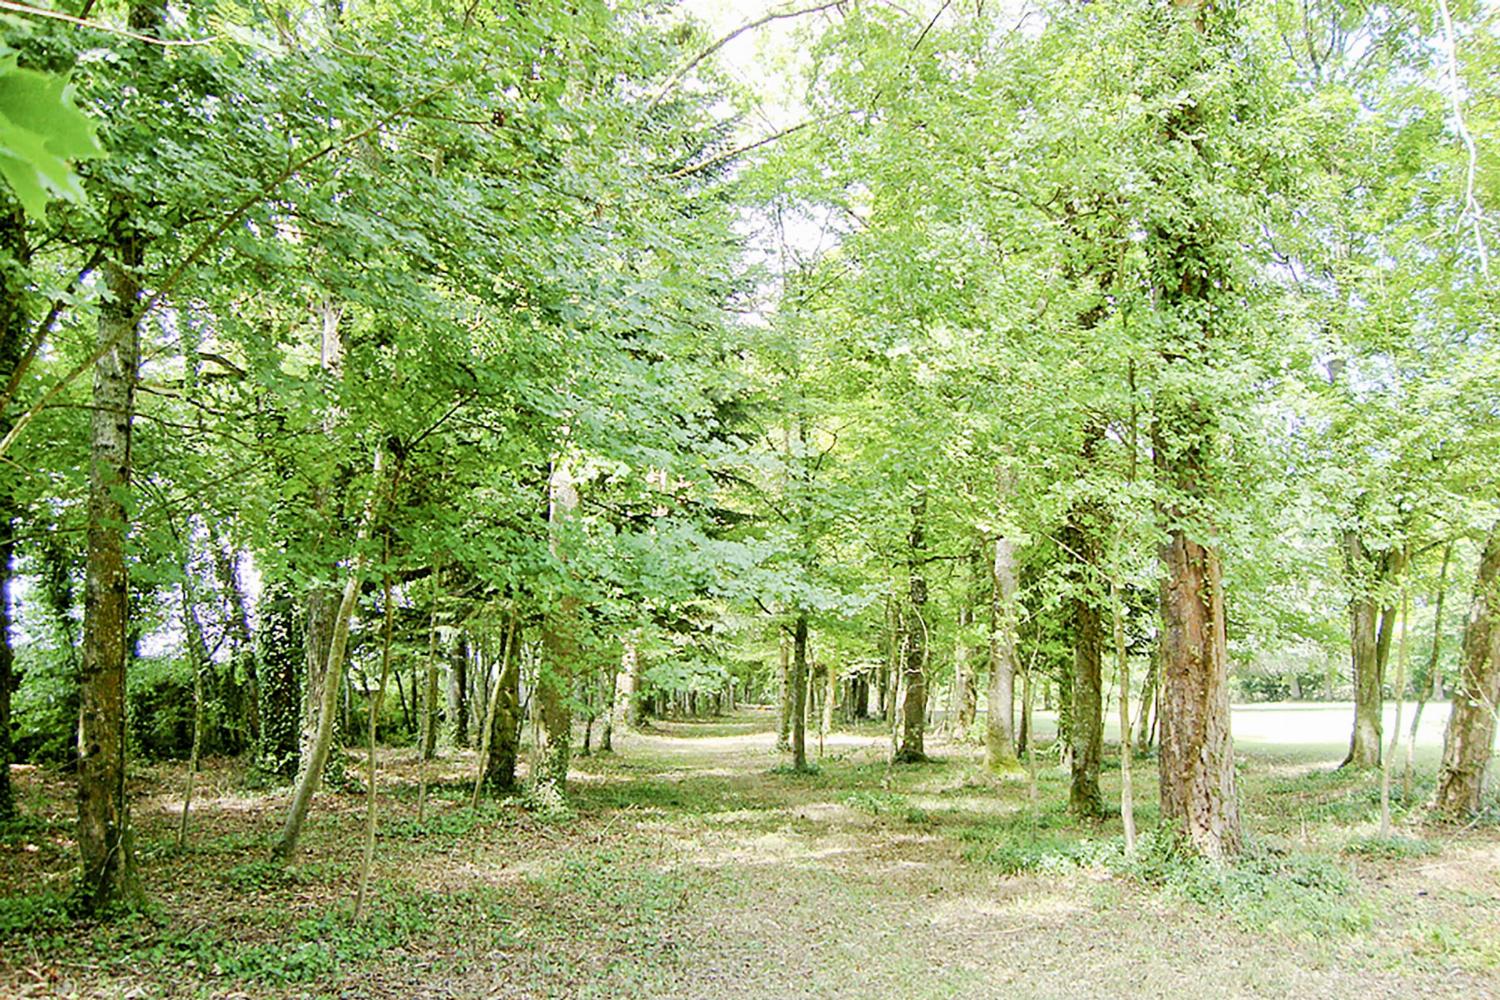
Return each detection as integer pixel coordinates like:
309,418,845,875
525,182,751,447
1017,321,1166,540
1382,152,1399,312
420,711,1499,1000
3,709,1497,999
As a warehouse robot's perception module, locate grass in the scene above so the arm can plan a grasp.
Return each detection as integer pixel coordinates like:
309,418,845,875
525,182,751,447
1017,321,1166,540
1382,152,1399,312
1,706,1497,998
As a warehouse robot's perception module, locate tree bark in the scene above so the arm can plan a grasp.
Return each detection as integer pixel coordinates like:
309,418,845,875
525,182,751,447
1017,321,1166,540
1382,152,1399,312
776,630,791,750
954,544,981,742
1343,532,1396,769
1433,527,1500,818
615,631,643,731
255,577,302,777
447,633,470,748
274,451,382,861
986,532,1023,775
1063,485,1104,816
75,230,147,913
895,495,928,763
791,613,809,770
535,459,579,792
1156,529,1240,857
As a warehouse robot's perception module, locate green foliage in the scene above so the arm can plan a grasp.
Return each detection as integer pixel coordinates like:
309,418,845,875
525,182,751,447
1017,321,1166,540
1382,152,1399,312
0,50,102,218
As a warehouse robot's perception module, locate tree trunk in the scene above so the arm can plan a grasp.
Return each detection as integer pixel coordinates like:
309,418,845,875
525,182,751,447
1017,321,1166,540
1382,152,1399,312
474,617,518,802
896,496,928,763
1064,502,1104,816
1135,645,1159,751
447,633,470,749
791,614,809,770
421,578,441,762
1156,529,1240,857
986,532,1022,775
776,631,791,750
1433,527,1500,818
954,545,980,742
302,586,340,780
274,451,381,861
0,210,19,819
75,238,146,914
486,622,523,792
615,631,642,733
535,459,579,792
1343,531,1389,769
255,577,302,777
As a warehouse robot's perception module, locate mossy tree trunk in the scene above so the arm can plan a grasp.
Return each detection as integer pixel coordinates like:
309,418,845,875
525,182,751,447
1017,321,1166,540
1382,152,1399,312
895,495,928,764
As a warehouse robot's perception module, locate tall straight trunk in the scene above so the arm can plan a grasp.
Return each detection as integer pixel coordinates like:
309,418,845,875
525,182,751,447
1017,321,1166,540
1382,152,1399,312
987,532,1022,775
1069,587,1104,816
1063,469,1104,815
536,459,579,791
302,587,339,777
1380,568,1410,837
0,242,18,820
421,575,441,761
1343,532,1391,768
1433,527,1500,817
447,633,470,748
896,495,928,763
600,663,617,752
76,233,146,913
954,544,982,741
255,577,302,777
791,613,809,770
274,450,382,860
1111,574,1136,854
615,631,642,732
776,631,791,750
1148,18,1243,854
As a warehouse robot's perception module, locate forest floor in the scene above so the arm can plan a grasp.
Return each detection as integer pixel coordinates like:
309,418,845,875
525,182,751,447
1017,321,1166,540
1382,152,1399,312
2,707,1499,999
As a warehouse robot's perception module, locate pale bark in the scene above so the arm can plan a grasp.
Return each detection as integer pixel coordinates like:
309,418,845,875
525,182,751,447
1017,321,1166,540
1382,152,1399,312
986,533,1022,774
614,631,643,732
535,459,580,791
